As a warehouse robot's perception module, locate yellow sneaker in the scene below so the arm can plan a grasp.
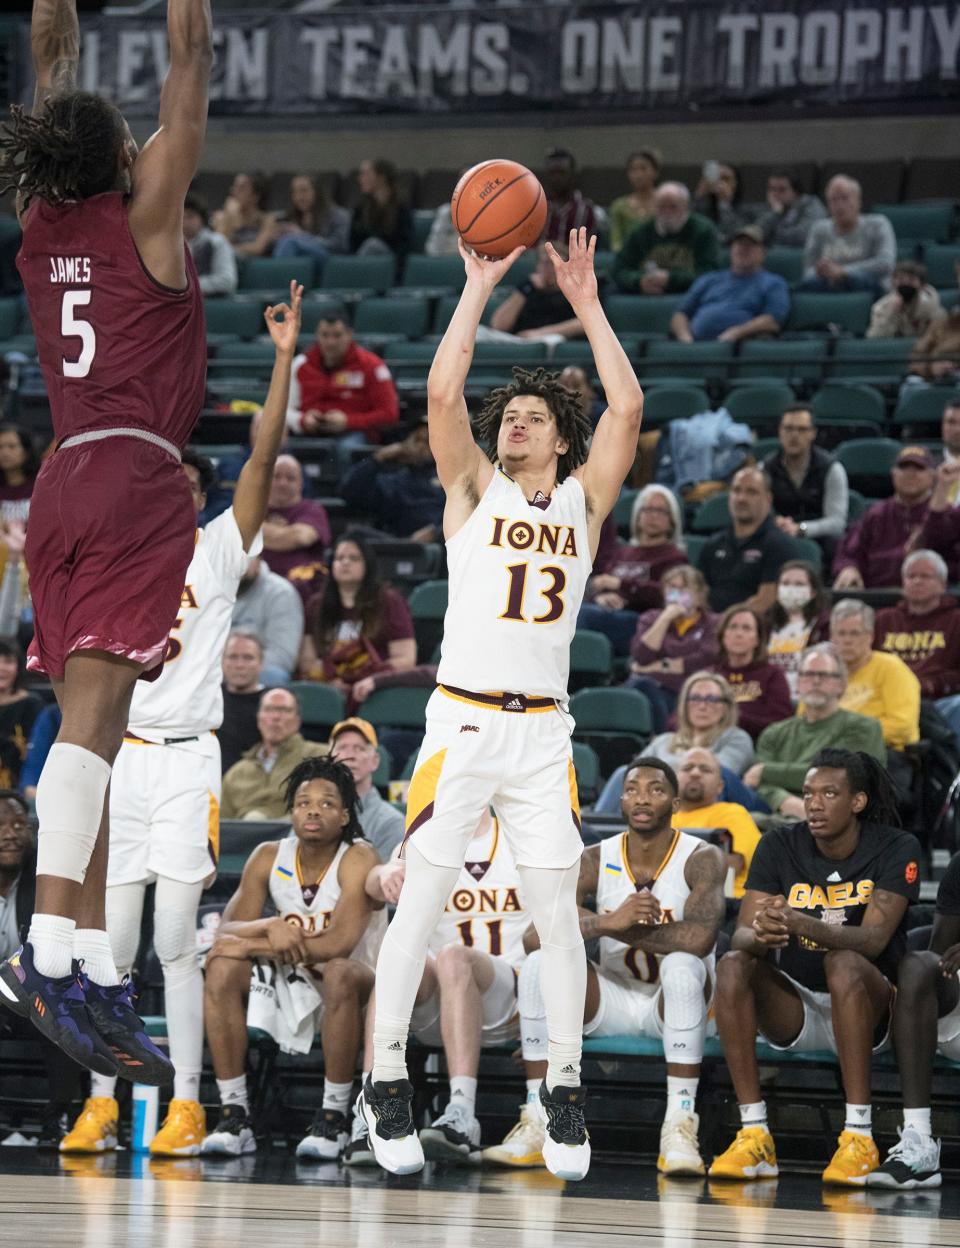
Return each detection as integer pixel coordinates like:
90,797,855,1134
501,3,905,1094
149,1099,206,1157
481,1103,545,1168
822,1131,879,1186
708,1126,779,1179
60,1097,119,1154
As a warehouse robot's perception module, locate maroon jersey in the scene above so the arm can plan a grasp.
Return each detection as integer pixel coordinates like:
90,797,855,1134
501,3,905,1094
17,191,206,448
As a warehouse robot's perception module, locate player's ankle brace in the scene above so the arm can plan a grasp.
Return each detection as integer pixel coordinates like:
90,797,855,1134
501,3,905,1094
660,951,708,1064
35,743,111,883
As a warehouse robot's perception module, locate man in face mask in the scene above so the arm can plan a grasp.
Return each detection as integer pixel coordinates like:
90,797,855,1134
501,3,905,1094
867,261,942,339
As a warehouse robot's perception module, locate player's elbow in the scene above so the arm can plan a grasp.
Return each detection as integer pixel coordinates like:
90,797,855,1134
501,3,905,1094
609,392,644,431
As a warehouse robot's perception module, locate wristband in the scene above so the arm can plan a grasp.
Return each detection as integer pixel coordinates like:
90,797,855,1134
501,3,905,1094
518,281,535,299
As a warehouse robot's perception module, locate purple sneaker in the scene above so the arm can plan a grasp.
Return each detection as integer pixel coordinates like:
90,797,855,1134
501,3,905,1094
82,974,175,1086
0,943,119,1077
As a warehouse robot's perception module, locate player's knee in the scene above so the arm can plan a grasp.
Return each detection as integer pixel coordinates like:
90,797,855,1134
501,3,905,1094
106,911,142,975
660,952,707,1029
435,942,474,984
823,948,870,995
323,957,360,1004
153,906,194,968
517,950,545,1019
204,954,247,999
896,949,940,1001
716,949,757,994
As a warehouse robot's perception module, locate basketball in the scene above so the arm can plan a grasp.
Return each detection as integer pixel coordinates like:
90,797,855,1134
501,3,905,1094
451,159,547,258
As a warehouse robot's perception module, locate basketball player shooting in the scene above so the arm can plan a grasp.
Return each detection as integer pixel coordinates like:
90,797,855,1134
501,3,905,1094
0,0,212,1080
359,226,643,1180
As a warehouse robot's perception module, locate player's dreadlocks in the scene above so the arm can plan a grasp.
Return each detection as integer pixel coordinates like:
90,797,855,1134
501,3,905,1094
0,93,126,206
283,755,366,845
809,748,902,829
474,366,592,484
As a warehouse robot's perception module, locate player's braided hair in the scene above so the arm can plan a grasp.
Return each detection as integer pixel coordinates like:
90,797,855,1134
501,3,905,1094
808,748,902,829
0,93,126,206
475,366,592,483
283,755,366,845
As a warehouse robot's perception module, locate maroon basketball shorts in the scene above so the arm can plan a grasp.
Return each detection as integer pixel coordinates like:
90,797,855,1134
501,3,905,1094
25,436,195,682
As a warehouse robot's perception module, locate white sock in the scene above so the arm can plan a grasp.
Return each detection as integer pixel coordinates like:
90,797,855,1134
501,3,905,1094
448,1075,477,1116
322,1079,354,1116
903,1107,932,1137
666,1074,699,1119
845,1103,872,1137
73,928,119,986
90,1073,118,1100
217,1075,249,1114
739,1101,768,1128
371,1010,410,1083
525,1079,540,1103
28,913,76,979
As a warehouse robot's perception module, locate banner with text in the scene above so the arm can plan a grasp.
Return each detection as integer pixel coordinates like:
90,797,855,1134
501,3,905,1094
16,2,960,118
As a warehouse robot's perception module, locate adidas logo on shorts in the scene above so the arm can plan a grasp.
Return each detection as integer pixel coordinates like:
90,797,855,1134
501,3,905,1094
504,697,525,712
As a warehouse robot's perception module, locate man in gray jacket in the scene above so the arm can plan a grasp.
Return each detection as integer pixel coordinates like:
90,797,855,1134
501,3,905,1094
800,176,895,295
231,556,304,685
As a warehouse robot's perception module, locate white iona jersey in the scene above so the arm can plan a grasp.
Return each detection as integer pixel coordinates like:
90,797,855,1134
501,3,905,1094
268,835,386,971
128,508,262,740
596,830,715,995
436,470,592,700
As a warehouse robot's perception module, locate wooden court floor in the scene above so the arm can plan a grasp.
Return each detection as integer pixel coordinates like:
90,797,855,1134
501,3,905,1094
0,1158,955,1248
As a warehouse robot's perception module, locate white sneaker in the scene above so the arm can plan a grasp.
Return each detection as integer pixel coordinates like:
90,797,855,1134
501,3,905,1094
538,1082,591,1182
342,1098,377,1168
658,1112,705,1176
483,1102,546,1168
199,1105,256,1157
866,1126,942,1189
358,1076,424,1175
295,1109,349,1161
420,1100,482,1164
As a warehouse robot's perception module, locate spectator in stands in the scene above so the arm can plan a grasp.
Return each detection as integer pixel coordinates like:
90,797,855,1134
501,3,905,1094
867,260,942,339
693,162,755,245
201,407,290,524
670,226,790,344
484,243,584,350
906,303,960,388
674,747,761,898
832,599,921,752
261,456,331,603
0,641,40,790
833,445,936,589
286,313,400,450
755,169,826,249
542,147,601,244
182,193,238,297
270,174,351,270
920,460,960,575
232,555,305,685
213,171,276,257
0,523,28,646
329,717,403,862
766,561,830,699
220,687,326,821
607,147,661,251
626,565,719,732
578,485,687,655
698,466,798,613
349,158,413,261
712,604,792,741
558,366,605,428
299,531,416,701
0,425,38,528
799,175,896,294
765,405,849,548
218,630,266,774
0,791,80,1146
612,183,720,295
744,643,885,818
939,398,960,481
875,550,960,746
648,671,754,776
20,701,59,801
341,417,444,542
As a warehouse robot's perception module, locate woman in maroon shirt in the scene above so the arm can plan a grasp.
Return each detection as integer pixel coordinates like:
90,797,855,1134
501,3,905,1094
0,425,39,527
712,603,792,740
577,484,687,654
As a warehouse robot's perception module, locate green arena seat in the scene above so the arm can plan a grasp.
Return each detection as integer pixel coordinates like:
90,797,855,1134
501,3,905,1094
605,295,681,337
411,209,436,253
764,248,805,285
472,340,549,365
298,298,349,335
569,630,614,691
433,288,511,334
408,579,449,660
321,254,396,297
286,682,347,738
847,488,869,520
875,202,957,244
923,245,960,289
401,254,465,292
827,338,916,385
835,438,901,497
723,383,795,423
361,686,433,730
495,251,538,287
642,386,710,426
239,256,315,295
787,292,873,336
642,340,734,382
683,534,707,564
810,384,887,426
551,340,596,368
211,341,278,378
734,338,829,383
893,386,960,427
790,535,823,571
0,298,19,340
354,297,429,342
571,741,602,805
612,487,638,536
751,436,780,460
569,687,653,776
203,299,266,340
691,492,730,534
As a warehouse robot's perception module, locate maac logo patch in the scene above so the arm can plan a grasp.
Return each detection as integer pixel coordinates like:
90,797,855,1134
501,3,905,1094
905,861,918,884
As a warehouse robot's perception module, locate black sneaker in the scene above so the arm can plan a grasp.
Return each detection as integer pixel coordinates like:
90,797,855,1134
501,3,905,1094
357,1076,424,1174
0,944,119,1077
296,1108,349,1161
37,1106,70,1151
199,1105,256,1157
866,1126,941,1189
81,974,175,1086
539,1081,591,1181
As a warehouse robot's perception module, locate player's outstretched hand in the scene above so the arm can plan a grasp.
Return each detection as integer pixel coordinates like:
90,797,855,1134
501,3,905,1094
264,280,303,357
545,227,598,306
458,238,525,289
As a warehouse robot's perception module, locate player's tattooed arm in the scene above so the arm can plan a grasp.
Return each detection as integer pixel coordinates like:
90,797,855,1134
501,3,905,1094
576,846,604,940
30,0,79,113
627,845,725,958
781,886,909,960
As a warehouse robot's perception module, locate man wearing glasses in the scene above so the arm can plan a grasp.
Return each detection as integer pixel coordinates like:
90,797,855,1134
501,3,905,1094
742,644,885,818
764,406,849,554
220,688,325,821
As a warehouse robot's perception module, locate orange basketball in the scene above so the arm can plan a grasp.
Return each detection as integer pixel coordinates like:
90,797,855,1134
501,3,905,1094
451,159,547,258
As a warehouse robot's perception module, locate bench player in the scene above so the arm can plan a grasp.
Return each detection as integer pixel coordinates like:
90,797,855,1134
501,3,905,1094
494,758,724,1175
345,809,527,1166
360,227,643,1181
0,0,212,1079
201,756,385,1158
59,285,302,1158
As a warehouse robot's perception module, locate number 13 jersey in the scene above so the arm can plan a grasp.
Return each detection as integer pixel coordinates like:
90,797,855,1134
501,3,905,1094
436,470,592,700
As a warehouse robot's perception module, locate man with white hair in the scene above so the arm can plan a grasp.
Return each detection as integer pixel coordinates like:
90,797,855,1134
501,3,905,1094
831,599,920,752
800,175,895,294
875,550,960,745
612,182,720,295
